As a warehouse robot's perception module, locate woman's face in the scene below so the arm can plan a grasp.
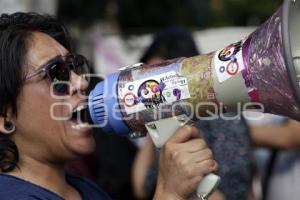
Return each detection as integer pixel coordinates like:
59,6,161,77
11,32,95,163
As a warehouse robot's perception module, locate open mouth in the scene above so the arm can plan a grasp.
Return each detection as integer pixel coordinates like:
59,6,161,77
69,104,91,129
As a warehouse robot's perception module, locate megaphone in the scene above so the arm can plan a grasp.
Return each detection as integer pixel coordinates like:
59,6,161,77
88,0,300,199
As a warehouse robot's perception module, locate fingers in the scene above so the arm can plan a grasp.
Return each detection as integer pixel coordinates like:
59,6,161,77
175,149,217,175
179,138,208,153
186,160,219,187
167,125,200,144
176,156,218,181
186,149,214,164
157,124,218,199
194,160,218,175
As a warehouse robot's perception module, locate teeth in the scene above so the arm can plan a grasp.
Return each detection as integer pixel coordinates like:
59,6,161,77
70,103,88,124
74,104,87,113
71,123,90,129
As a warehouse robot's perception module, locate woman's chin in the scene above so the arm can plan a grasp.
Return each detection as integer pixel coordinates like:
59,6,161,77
63,120,96,155
66,136,96,158
76,138,96,155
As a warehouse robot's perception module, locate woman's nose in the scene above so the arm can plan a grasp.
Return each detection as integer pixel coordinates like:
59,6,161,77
69,71,89,95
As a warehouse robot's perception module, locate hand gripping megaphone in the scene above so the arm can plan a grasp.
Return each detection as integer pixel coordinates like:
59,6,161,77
88,0,300,199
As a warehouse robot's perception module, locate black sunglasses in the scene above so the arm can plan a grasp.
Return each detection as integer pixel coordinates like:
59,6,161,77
25,53,90,95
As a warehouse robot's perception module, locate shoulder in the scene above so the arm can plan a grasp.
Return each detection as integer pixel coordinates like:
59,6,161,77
0,174,59,200
0,174,32,197
67,174,111,200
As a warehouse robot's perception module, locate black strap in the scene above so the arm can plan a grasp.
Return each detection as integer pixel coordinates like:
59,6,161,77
262,150,278,200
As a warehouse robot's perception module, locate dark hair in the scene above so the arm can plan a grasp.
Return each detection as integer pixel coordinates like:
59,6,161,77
0,12,72,172
140,27,199,63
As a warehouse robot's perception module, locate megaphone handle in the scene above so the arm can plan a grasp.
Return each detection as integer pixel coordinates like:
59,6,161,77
197,173,221,199
145,115,220,198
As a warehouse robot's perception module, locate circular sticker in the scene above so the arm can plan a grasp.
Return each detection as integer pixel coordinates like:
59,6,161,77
165,91,171,97
123,92,136,107
128,85,134,91
137,80,166,108
226,61,239,76
219,66,225,73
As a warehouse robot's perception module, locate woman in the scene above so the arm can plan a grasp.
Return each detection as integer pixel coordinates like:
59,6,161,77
0,13,217,200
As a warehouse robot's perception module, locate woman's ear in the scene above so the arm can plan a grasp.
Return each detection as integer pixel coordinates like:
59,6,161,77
0,116,16,134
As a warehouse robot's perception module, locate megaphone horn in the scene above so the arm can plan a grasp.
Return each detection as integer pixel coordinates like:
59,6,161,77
213,0,300,120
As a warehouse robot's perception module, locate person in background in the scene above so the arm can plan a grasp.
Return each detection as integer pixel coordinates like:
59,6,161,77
132,27,254,200
0,13,218,200
251,118,300,150
250,116,300,200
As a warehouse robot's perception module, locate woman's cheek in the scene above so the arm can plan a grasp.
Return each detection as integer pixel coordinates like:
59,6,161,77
49,101,72,121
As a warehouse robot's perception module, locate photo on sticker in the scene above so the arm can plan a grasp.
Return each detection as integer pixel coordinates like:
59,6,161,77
137,80,166,109
218,41,242,62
